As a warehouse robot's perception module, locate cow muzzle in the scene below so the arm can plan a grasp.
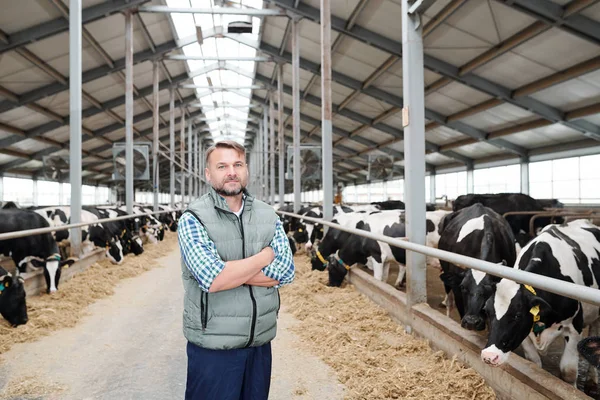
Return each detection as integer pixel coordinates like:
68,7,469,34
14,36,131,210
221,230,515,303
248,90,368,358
461,315,485,331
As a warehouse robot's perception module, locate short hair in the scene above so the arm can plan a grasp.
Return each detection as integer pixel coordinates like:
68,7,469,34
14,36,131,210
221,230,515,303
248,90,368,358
205,140,246,166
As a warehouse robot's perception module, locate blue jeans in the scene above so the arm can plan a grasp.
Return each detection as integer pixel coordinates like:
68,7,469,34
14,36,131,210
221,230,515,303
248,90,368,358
185,341,272,400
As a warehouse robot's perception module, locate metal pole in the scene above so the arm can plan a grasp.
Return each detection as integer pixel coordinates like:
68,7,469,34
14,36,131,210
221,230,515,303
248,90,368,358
292,18,301,213
429,172,436,204
467,167,474,194
262,110,268,202
33,180,38,207
269,94,276,205
152,61,159,212
194,132,199,198
169,88,175,208
402,0,427,310
68,0,82,256
521,158,529,195
321,0,333,230
188,124,193,201
180,109,186,207
278,64,285,208
125,10,134,216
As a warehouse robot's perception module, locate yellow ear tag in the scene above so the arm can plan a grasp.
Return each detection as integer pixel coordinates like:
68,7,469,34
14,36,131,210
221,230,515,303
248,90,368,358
4,281,9,288
298,229,303,232
530,305,540,322
320,228,324,232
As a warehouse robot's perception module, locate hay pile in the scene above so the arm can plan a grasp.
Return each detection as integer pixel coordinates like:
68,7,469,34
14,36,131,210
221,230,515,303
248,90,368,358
280,254,496,400
0,375,64,399
0,233,178,355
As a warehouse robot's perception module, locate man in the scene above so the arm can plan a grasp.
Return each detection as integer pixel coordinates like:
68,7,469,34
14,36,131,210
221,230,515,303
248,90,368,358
178,140,295,400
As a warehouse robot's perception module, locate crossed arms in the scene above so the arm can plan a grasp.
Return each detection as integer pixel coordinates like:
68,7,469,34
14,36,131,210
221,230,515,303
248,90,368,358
178,215,295,293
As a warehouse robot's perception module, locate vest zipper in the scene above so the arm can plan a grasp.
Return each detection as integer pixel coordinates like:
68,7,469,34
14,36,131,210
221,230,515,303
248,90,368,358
238,213,258,348
201,291,208,331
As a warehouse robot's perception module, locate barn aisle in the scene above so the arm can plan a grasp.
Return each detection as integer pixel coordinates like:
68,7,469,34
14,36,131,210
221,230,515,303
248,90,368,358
0,249,345,400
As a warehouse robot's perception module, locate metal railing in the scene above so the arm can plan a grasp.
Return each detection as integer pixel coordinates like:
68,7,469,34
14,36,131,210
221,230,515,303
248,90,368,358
0,208,184,242
277,210,600,307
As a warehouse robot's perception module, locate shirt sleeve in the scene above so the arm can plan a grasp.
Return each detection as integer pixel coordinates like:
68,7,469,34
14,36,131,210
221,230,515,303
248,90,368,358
177,212,225,293
262,218,295,288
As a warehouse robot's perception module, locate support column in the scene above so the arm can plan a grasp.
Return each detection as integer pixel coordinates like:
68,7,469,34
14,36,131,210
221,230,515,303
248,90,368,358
33,179,38,206
0,176,3,202
188,124,193,201
125,10,134,216
169,88,175,208
263,109,269,202
180,109,186,208
467,167,474,194
69,0,83,257
521,157,529,194
402,0,427,309
321,0,333,229
194,132,199,198
278,64,285,208
292,18,301,213
152,61,159,212
429,172,436,204
269,94,276,205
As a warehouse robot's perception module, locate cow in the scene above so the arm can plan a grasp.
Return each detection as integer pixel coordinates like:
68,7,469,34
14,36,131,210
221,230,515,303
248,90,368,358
452,193,562,247
117,206,160,244
34,207,124,265
158,205,178,232
0,267,27,326
436,204,518,330
84,207,143,256
293,205,354,251
481,219,600,386
138,206,166,241
0,209,74,294
326,210,449,287
371,200,405,210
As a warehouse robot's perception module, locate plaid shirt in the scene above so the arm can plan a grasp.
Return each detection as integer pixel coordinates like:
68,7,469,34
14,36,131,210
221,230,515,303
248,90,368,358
178,211,295,293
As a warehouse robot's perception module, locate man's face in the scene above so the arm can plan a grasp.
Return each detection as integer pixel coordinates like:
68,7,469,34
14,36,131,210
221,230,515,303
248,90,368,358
206,147,248,197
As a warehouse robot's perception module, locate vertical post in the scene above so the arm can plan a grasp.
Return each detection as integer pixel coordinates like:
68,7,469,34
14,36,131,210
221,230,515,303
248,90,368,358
194,132,199,198
278,64,285,208
69,0,83,257
169,88,175,208
269,94,276,205
180,109,186,208
521,157,529,194
402,0,427,311
152,61,159,212
467,167,474,194
429,172,436,205
125,10,134,216
33,179,38,206
188,125,193,201
199,140,204,196
0,176,3,202
321,0,333,229
292,18,301,213
263,109,268,202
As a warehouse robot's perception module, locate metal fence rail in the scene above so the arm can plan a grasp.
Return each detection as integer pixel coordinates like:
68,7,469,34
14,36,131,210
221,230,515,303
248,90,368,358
277,210,600,307
0,208,184,242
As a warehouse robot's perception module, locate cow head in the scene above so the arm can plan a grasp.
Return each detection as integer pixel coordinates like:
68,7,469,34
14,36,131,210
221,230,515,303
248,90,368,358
106,239,124,264
157,224,165,241
481,279,552,366
129,235,144,255
310,224,343,271
459,269,498,331
327,254,350,287
30,254,75,293
0,273,28,326
118,229,144,256
292,224,309,246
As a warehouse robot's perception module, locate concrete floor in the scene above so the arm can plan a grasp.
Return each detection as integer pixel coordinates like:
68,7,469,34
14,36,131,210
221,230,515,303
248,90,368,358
0,250,345,400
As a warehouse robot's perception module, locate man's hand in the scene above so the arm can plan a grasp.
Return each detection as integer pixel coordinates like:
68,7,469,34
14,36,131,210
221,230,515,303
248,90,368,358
209,246,276,293
246,272,279,287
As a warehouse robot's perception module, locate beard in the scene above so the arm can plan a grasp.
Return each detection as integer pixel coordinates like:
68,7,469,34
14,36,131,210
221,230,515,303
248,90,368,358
213,178,246,197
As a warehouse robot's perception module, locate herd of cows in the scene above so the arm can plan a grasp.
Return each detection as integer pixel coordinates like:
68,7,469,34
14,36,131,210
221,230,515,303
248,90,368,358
0,203,181,326
278,193,600,387
0,191,599,389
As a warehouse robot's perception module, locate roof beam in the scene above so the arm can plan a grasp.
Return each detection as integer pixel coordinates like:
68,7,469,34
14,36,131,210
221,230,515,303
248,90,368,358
0,0,148,55
268,0,600,142
0,39,183,116
494,0,600,46
259,42,525,156
422,0,468,37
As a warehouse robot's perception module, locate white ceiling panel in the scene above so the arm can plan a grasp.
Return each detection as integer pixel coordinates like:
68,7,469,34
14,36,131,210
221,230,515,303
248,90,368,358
0,0,62,33
426,125,467,145
335,37,390,72
530,73,600,111
461,104,537,131
355,1,403,44
473,52,555,90
454,142,504,159
425,152,458,166
436,81,494,108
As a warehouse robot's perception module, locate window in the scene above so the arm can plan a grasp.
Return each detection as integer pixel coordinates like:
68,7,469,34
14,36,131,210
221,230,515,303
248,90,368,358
474,165,520,194
82,185,95,205
530,155,600,204
37,181,60,206
3,177,34,206
435,171,467,200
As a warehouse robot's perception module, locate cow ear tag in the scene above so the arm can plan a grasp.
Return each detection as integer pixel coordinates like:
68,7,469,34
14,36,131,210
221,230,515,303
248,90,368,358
298,228,303,232
529,305,540,322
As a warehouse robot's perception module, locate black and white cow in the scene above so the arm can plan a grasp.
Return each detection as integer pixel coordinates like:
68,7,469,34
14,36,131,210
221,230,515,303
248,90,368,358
158,205,178,232
326,210,449,287
452,193,562,246
85,207,144,256
293,205,355,251
34,207,124,265
0,209,74,293
122,206,162,243
437,204,518,330
0,267,27,326
481,219,600,386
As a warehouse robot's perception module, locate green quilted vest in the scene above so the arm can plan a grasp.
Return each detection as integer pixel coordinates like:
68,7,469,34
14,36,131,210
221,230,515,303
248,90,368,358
181,187,280,350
